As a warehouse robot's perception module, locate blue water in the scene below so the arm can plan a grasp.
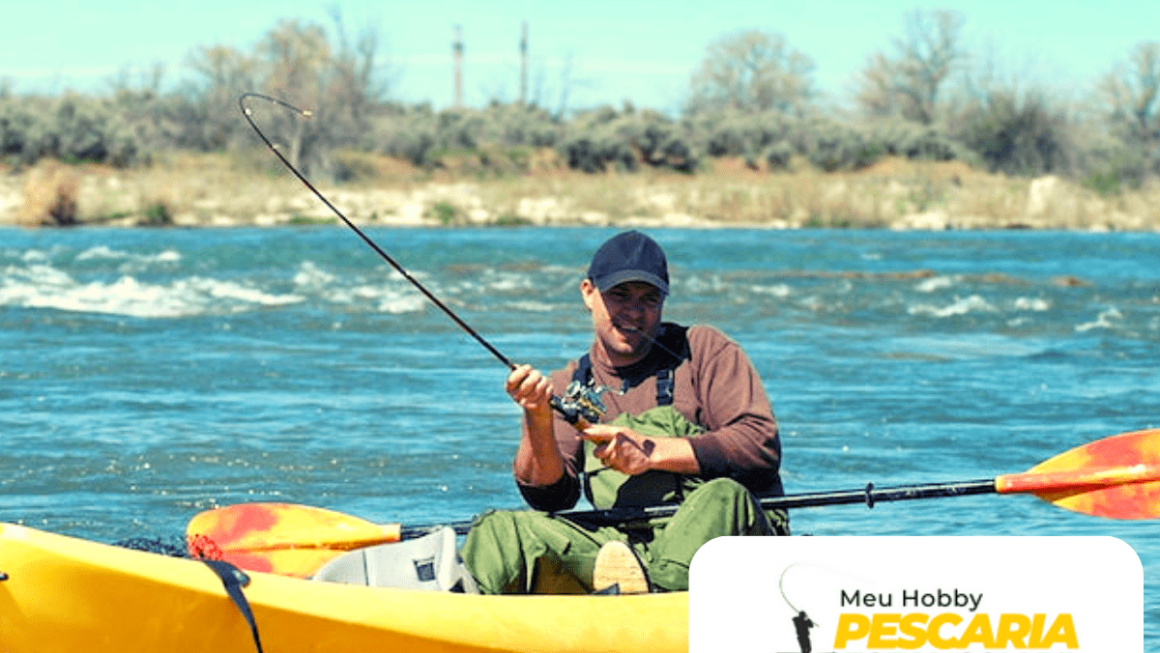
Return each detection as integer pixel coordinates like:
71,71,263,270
3,226,1159,640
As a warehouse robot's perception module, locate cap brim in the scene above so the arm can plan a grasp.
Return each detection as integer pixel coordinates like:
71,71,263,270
593,270,669,296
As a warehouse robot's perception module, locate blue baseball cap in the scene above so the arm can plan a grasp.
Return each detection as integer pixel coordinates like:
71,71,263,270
586,231,669,296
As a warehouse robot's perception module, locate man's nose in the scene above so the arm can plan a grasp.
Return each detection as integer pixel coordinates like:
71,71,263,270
620,299,646,316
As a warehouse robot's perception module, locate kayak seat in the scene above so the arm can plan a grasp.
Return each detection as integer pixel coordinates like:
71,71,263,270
311,526,479,593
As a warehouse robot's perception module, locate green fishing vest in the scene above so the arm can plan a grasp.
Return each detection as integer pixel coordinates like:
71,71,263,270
575,323,706,509
582,406,707,509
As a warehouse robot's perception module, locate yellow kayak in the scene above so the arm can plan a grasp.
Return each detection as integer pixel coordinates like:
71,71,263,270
0,523,688,652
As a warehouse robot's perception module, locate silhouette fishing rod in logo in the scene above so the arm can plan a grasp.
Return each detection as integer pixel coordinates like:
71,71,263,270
780,563,817,653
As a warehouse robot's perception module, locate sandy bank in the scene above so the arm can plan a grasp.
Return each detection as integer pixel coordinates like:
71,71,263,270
2,156,1158,232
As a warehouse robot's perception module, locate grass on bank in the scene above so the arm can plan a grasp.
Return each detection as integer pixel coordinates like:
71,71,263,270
9,149,1160,231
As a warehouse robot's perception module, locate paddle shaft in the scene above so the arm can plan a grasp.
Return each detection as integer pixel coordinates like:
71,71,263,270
400,478,999,539
192,428,1160,579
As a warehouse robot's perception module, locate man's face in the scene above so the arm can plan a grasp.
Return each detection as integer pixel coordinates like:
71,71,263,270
581,279,664,366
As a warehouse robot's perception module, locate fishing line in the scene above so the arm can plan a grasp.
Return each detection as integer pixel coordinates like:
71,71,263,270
238,93,612,426
238,92,515,370
622,325,683,360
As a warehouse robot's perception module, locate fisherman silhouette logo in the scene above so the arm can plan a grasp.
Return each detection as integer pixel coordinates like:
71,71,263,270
690,536,1142,652
791,610,815,653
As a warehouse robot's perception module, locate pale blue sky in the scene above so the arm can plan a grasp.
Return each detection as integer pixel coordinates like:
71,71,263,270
2,0,1156,113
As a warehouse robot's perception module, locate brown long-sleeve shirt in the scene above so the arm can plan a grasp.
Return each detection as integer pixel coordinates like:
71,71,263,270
517,323,783,512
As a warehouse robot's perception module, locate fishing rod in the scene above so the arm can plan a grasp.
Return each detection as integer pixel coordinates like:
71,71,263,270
239,93,514,369
238,93,602,425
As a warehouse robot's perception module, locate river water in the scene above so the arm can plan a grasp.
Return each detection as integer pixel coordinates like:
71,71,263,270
2,225,1158,643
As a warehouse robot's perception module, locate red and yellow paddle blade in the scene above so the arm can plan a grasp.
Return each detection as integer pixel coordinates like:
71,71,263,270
995,428,1160,519
186,502,402,577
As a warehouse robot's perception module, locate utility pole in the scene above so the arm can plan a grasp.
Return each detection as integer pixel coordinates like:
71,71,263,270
519,21,528,106
453,24,463,108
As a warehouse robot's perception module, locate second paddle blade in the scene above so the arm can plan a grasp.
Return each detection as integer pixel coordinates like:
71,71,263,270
1005,428,1160,520
187,502,401,577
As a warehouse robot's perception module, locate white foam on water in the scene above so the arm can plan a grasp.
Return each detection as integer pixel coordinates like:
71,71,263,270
377,294,428,314
0,263,302,318
1013,296,1051,311
75,245,183,265
20,249,51,263
507,300,555,313
292,261,337,289
915,275,956,293
751,283,792,298
907,294,995,318
1076,307,1123,332
485,271,535,293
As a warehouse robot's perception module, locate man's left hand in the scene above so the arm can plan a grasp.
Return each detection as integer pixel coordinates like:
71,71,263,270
580,425,656,475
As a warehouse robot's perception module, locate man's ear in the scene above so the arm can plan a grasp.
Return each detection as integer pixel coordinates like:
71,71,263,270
580,278,597,311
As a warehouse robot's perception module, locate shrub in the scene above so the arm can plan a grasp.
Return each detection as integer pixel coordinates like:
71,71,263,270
20,160,80,226
366,102,561,172
686,110,793,157
427,200,459,225
764,141,795,169
867,119,965,161
139,201,174,227
1078,139,1150,195
0,95,144,168
559,132,637,173
795,118,880,172
559,105,698,173
951,93,1073,176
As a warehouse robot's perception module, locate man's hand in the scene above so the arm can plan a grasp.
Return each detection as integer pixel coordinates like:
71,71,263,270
506,364,553,414
580,425,657,475
510,364,564,486
582,424,702,476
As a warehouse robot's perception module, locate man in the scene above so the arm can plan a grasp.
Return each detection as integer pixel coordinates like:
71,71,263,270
461,230,788,595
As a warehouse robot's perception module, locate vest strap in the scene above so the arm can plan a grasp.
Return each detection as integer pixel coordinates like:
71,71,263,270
571,324,688,407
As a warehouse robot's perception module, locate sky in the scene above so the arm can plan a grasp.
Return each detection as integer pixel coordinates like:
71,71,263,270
2,0,1157,114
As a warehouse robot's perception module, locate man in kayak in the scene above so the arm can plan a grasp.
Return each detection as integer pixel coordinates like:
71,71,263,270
461,230,788,594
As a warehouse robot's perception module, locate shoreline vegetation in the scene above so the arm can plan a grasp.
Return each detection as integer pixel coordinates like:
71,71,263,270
3,14,1157,233
3,152,1158,232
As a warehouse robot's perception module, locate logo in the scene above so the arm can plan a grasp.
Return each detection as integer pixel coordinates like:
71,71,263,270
690,536,1141,652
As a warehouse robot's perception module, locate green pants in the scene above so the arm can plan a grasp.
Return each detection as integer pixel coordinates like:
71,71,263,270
461,478,789,594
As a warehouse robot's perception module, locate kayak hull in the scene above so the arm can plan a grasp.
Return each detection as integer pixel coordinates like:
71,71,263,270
0,523,688,652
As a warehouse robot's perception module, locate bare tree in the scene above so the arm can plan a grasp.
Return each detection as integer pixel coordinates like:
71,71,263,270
328,6,389,125
181,15,391,173
184,44,258,149
856,9,966,124
686,30,816,116
254,20,332,170
524,50,593,119
1099,42,1160,146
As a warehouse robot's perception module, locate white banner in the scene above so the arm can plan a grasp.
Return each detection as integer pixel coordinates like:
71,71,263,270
690,536,1141,652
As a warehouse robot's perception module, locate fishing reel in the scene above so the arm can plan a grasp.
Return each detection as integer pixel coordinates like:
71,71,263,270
549,381,611,428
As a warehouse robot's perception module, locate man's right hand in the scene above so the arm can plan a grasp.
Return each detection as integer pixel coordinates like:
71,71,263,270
510,364,566,487
506,364,553,414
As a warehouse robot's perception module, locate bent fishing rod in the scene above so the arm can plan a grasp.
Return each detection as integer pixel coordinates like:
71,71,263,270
238,93,604,425
239,93,513,369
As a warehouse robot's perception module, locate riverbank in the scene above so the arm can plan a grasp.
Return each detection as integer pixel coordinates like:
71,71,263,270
3,152,1158,231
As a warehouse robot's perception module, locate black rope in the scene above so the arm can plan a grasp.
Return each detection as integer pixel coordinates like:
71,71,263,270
203,559,264,653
